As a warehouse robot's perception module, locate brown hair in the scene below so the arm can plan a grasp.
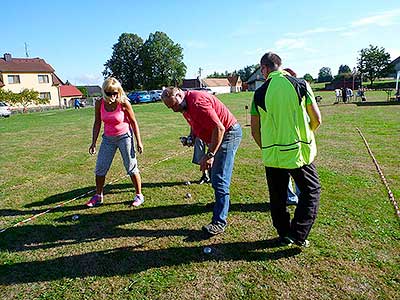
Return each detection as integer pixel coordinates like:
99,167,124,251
260,52,282,70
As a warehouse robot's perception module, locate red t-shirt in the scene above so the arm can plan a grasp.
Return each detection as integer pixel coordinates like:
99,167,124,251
182,91,237,144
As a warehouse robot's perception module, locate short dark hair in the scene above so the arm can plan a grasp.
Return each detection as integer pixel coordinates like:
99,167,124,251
260,52,282,70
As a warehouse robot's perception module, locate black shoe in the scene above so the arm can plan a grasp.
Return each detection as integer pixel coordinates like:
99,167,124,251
202,222,226,235
294,239,310,248
278,236,294,246
199,174,210,184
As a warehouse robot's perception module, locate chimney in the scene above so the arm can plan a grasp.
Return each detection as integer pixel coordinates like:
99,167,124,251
4,53,12,62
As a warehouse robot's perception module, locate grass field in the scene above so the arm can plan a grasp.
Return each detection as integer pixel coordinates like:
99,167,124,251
0,92,399,299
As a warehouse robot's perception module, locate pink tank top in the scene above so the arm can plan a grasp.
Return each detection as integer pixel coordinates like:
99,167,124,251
100,100,130,136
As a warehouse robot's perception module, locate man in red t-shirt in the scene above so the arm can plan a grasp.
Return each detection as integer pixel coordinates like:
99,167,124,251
162,87,242,235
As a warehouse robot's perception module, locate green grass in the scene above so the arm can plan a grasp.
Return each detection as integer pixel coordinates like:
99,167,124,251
0,93,399,299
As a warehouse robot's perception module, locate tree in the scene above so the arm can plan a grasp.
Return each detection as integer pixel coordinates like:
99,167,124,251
236,64,258,82
3,89,48,111
317,67,333,82
303,73,314,83
357,44,392,87
140,31,186,89
77,86,88,97
103,33,144,91
338,64,351,75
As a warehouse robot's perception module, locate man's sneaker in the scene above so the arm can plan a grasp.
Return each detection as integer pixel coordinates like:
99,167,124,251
131,194,144,207
294,239,310,248
86,194,103,208
202,222,226,235
199,174,210,185
278,236,294,246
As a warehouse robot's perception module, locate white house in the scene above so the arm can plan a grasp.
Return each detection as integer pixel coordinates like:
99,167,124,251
201,78,231,94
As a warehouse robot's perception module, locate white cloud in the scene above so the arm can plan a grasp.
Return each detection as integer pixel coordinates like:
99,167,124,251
286,9,400,38
287,26,346,37
275,38,305,50
351,9,400,27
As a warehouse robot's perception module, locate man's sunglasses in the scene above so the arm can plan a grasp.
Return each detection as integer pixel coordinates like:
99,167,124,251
105,91,118,97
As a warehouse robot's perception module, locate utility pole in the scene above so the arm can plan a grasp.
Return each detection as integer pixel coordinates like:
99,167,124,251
24,42,29,57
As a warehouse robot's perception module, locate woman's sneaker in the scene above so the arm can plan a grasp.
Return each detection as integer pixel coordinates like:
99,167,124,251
131,194,144,207
86,194,103,207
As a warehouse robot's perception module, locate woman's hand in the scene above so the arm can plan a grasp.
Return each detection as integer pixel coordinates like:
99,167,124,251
137,141,143,154
89,143,96,155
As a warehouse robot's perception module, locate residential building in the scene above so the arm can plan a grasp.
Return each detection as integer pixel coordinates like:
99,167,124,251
227,75,242,93
0,53,62,107
60,84,83,107
181,78,202,89
201,78,231,94
246,67,265,91
388,56,400,78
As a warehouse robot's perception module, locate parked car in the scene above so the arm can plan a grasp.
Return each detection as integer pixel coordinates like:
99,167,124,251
0,101,11,117
127,91,151,104
149,90,163,101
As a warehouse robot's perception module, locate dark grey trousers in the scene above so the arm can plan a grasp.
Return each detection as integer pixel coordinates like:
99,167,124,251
265,163,321,242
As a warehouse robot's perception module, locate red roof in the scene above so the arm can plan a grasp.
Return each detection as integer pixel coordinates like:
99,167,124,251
60,85,83,97
0,54,55,73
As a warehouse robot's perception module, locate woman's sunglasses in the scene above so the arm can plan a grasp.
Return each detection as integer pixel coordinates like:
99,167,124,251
105,91,118,97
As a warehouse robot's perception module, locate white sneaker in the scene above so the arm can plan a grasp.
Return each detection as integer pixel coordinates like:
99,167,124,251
131,194,144,207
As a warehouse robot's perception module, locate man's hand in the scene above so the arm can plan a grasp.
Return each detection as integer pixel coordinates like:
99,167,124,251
200,156,214,171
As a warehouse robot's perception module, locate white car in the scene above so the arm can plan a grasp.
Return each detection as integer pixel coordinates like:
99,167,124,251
149,90,162,101
0,101,11,117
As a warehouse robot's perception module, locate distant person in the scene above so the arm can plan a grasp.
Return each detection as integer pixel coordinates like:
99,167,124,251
251,52,322,247
346,88,353,102
162,87,242,236
63,98,67,108
335,89,342,103
74,98,81,109
341,87,347,103
360,87,367,101
87,77,144,207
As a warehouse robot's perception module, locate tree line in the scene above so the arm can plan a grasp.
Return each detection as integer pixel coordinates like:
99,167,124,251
206,44,394,87
103,31,186,91
317,45,393,86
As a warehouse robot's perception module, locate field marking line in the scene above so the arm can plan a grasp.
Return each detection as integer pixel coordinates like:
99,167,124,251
0,148,191,233
356,127,400,220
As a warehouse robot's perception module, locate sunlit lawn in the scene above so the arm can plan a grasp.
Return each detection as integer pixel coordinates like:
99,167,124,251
0,91,399,299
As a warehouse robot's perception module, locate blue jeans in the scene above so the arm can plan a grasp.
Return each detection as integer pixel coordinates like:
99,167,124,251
95,131,139,176
210,123,242,226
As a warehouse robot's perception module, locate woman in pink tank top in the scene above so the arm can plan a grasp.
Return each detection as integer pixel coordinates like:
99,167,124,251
87,77,144,207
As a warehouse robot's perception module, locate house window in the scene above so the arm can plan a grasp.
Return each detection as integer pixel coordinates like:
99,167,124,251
8,75,20,84
38,75,49,84
39,92,51,100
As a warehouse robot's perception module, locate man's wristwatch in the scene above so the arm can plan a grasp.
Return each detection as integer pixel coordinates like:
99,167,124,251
206,151,215,159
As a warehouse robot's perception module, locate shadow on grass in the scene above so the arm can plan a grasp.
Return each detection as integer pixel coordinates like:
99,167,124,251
0,202,270,252
24,182,192,208
0,238,300,285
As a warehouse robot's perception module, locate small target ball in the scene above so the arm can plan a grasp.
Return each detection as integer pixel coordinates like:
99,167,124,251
185,193,192,198
203,247,212,254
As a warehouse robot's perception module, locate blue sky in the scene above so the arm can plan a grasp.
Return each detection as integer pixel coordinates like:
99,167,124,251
2,0,399,86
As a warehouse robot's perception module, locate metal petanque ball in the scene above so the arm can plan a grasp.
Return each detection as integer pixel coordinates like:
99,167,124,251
203,247,212,254
185,181,191,185
72,215,79,221
185,192,192,199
